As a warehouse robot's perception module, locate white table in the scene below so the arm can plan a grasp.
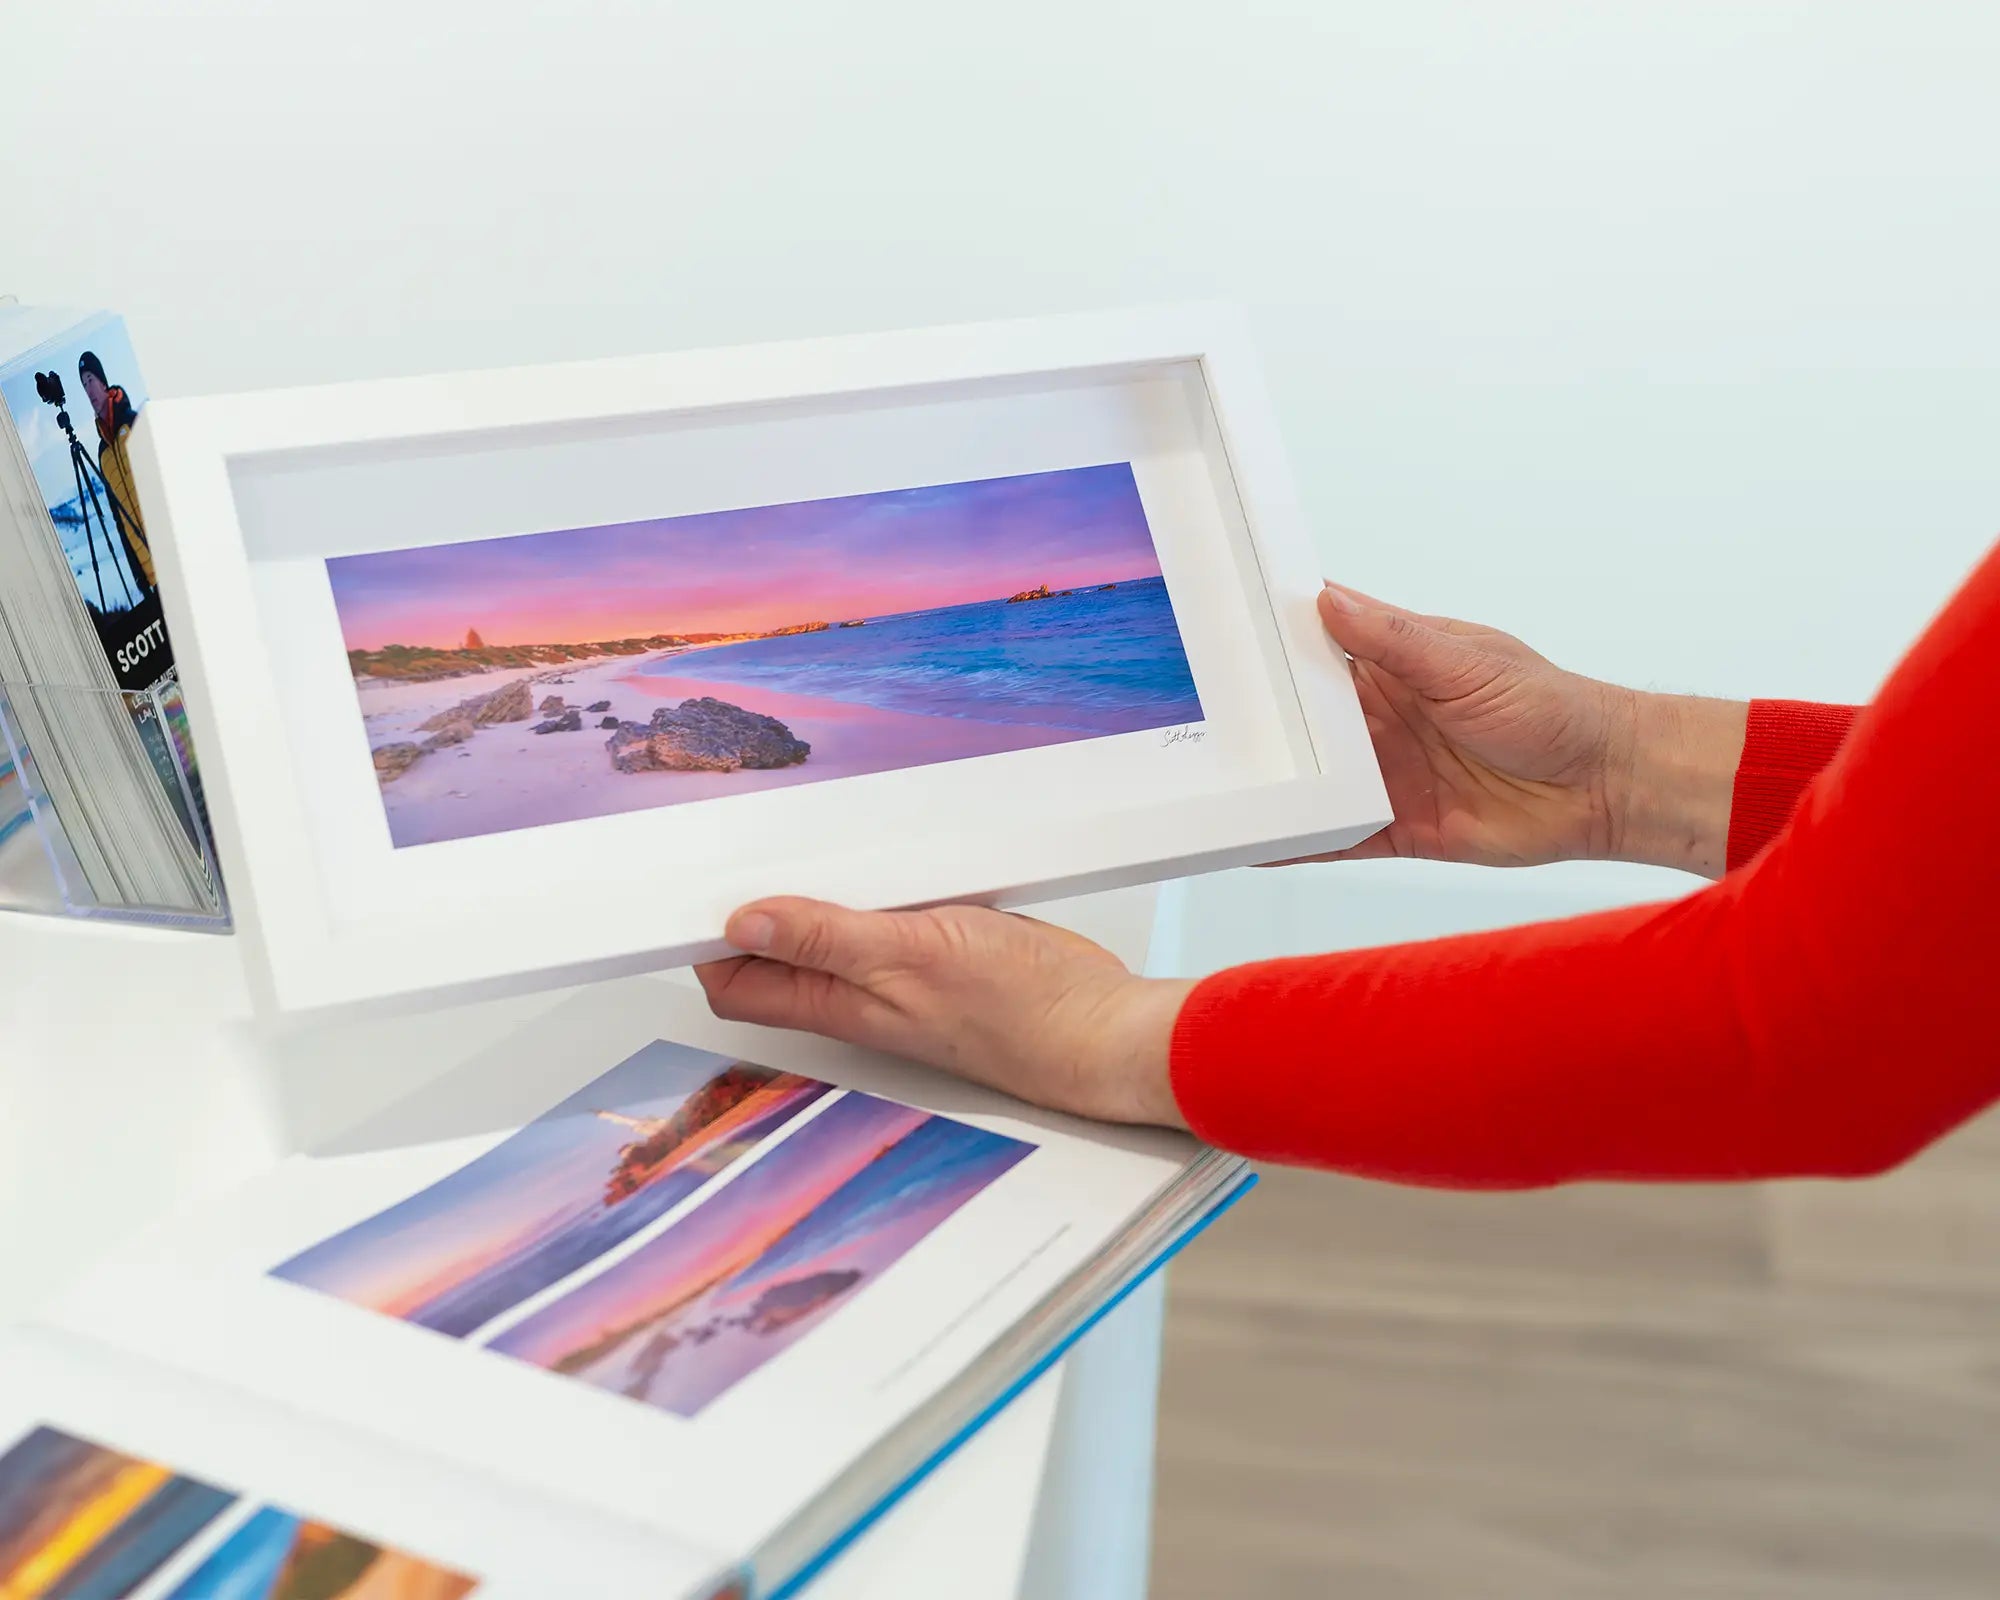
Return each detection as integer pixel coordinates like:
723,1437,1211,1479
0,886,1167,1599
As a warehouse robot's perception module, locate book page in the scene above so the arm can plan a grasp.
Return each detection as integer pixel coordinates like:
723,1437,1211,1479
41,981,1201,1563
0,1327,730,1599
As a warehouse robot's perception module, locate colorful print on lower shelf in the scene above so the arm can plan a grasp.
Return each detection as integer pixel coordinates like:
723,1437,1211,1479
0,1424,477,1600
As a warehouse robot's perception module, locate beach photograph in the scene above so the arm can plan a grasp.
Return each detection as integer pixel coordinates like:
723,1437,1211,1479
164,1506,477,1600
0,1425,236,1600
272,1044,829,1340
487,1092,1032,1418
326,463,1204,848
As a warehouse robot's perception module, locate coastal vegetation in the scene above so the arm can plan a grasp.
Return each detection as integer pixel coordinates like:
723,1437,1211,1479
347,620,833,683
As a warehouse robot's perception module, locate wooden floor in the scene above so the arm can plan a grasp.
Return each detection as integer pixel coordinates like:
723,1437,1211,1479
1151,1116,2000,1598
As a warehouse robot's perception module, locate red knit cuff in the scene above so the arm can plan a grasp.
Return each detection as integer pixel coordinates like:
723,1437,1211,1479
1725,699,1862,870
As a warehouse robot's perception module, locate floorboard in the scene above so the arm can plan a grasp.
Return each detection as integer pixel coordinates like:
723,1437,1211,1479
1153,1165,2000,1598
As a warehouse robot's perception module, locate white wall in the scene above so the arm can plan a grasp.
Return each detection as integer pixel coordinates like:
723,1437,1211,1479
7,1,1996,966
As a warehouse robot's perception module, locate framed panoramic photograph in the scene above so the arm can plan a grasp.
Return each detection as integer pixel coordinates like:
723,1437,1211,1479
133,305,1392,1013
329,463,1204,850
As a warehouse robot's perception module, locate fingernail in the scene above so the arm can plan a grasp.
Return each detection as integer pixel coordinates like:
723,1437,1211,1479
729,911,776,953
1321,584,1361,615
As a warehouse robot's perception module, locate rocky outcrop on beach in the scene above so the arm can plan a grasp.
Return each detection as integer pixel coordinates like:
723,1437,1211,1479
420,717,475,751
418,678,533,730
533,709,583,734
479,682,534,722
606,697,810,774
838,619,866,628
552,1262,862,1379
599,1065,812,1204
1006,584,1051,603
740,1268,864,1333
538,694,566,714
586,700,611,713
373,742,426,784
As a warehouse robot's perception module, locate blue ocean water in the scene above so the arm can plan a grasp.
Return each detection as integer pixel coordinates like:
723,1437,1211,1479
166,1506,299,1600
647,573,1203,733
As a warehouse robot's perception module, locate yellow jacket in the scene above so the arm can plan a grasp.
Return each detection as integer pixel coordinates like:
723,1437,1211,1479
94,387,156,590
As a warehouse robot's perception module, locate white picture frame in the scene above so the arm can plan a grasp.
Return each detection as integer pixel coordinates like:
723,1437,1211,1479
132,305,1391,1015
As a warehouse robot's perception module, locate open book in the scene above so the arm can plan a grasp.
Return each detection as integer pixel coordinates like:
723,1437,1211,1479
4,982,1248,1598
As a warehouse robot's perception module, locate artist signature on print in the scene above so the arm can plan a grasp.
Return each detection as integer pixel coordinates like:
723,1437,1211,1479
1160,725,1207,748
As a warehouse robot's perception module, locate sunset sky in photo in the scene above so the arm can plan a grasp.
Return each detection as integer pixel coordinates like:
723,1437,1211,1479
327,464,1161,649
490,1094,1031,1415
0,1428,235,1597
272,1045,827,1335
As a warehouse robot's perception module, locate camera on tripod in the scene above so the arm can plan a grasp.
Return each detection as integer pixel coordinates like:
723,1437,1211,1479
31,365,150,614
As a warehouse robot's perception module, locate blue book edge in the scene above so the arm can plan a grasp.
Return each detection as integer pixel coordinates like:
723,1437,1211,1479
766,1166,1259,1599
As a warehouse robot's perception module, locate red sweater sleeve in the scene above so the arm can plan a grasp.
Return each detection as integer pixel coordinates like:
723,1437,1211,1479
1170,542,2000,1188
1726,699,1860,868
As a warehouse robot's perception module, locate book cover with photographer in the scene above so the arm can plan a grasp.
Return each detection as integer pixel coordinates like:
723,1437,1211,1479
2,316,174,694
0,305,219,920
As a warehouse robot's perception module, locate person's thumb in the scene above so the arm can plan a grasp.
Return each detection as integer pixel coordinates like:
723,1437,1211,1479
1318,585,1490,700
724,896,911,983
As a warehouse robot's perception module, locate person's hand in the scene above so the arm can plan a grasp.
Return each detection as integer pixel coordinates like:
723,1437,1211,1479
1312,584,1746,877
694,898,1195,1127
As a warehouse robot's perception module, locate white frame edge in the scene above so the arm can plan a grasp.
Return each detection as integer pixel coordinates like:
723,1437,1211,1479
133,305,1390,1016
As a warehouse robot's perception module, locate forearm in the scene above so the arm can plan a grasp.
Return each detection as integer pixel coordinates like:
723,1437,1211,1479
1607,692,1748,878
1167,542,2000,1186
1169,891,1786,1188
1168,860,1983,1189
1606,693,1872,878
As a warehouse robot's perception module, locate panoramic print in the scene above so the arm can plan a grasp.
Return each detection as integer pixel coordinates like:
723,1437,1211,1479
0,1425,234,1599
328,463,1203,846
0,1425,477,1600
271,1044,830,1339
162,1505,477,1600
488,1093,1032,1417
270,1054,1033,1421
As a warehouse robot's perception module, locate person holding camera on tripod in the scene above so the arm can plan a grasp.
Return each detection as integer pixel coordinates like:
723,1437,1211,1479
76,348,156,594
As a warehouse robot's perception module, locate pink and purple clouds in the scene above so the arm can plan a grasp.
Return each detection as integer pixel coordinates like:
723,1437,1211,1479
327,464,1161,650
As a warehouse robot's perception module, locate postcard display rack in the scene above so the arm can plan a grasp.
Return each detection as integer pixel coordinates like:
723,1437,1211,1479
0,671,226,927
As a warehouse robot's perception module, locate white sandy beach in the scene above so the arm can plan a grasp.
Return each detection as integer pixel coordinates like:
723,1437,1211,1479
356,645,1080,848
